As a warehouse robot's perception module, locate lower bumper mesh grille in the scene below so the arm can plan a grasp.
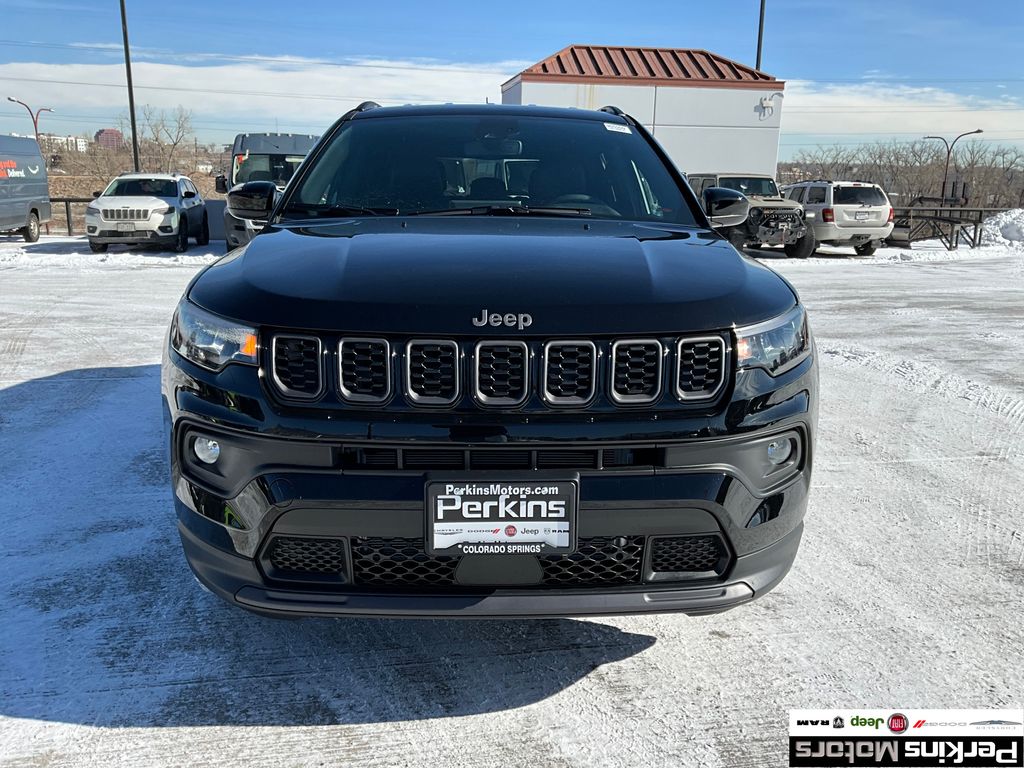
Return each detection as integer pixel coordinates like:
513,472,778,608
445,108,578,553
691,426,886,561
351,536,645,589
650,535,728,574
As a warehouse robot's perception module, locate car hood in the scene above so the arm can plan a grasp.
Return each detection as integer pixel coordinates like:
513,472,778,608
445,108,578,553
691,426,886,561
93,195,174,210
188,218,797,335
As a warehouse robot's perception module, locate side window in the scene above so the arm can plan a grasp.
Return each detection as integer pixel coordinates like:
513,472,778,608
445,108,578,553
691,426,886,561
789,187,805,203
806,186,826,204
187,180,198,197
179,180,189,199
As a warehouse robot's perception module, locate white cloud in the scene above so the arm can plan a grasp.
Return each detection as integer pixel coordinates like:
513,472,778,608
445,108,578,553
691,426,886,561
0,55,531,140
780,79,1023,142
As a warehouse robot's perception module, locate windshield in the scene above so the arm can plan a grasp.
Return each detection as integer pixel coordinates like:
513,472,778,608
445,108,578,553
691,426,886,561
232,153,306,186
283,114,698,224
717,177,779,197
834,186,888,205
103,178,177,197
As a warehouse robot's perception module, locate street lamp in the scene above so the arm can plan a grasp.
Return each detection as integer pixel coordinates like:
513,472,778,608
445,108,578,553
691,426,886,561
924,129,984,204
6,96,54,140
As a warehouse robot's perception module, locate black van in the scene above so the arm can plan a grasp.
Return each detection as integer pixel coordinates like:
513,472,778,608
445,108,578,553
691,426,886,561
0,135,51,242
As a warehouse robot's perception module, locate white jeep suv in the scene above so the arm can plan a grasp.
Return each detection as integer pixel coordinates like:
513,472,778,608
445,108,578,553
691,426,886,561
782,180,893,255
85,173,209,253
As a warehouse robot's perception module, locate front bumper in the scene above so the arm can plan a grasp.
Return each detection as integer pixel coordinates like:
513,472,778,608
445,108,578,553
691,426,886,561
164,338,816,618
180,518,802,618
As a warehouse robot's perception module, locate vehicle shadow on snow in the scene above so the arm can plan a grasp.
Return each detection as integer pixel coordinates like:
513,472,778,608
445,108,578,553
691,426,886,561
1,235,226,256
0,365,657,728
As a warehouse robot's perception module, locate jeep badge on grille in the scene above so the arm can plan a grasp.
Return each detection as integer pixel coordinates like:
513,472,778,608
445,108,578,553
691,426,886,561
472,309,533,330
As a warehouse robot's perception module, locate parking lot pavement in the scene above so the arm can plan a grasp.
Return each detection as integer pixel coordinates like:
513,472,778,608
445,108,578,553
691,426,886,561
1,237,1021,767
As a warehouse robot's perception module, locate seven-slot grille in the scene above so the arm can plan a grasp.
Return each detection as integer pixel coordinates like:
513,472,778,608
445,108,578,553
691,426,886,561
406,340,459,404
338,338,390,403
474,341,529,405
102,208,150,221
675,337,726,400
543,341,596,404
611,339,662,403
271,335,323,398
266,335,730,407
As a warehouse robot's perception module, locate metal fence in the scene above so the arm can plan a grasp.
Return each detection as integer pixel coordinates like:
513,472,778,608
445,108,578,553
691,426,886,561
888,207,1010,251
42,197,228,240
43,197,95,236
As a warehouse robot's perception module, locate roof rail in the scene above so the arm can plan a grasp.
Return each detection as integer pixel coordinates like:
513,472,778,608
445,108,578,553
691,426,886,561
354,101,381,112
792,178,832,185
599,105,626,116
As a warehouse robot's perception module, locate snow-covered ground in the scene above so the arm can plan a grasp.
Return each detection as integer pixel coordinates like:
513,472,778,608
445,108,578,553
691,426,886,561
1,233,1021,768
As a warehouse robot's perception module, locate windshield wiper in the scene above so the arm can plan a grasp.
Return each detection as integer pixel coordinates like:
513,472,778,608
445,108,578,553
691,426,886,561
282,203,399,217
410,205,592,218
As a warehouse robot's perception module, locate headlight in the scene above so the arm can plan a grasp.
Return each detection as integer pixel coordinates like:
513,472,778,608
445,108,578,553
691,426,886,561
86,204,100,215
735,305,811,376
155,205,176,216
169,301,258,371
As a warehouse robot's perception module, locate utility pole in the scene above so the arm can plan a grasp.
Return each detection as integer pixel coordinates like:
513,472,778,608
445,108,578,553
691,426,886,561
923,129,984,204
756,0,766,70
120,0,141,172
6,97,53,140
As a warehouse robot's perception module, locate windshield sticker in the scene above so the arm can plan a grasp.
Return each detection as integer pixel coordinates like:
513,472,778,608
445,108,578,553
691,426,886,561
604,122,631,134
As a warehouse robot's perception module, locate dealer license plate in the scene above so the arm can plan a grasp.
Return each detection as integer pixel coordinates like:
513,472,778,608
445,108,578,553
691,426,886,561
116,222,136,232
426,478,578,556
855,211,869,220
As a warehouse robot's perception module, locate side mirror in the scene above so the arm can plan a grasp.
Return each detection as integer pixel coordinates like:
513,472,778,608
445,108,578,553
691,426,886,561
703,187,749,228
92,190,101,198
226,180,277,220
214,175,228,194
182,189,196,199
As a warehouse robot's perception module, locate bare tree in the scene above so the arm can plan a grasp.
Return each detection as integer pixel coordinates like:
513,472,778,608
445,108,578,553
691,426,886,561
784,140,1023,209
140,106,194,173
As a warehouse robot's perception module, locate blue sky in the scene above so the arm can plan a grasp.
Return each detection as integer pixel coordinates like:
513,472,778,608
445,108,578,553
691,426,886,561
0,0,1021,158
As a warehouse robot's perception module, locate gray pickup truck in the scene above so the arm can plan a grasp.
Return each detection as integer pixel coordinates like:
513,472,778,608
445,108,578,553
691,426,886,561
688,173,815,258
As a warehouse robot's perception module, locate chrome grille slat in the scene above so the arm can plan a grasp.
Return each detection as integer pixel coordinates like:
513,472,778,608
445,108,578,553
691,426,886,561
406,339,459,405
543,340,596,405
272,335,323,399
611,339,663,404
474,341,529,406
675,336,726,401
338,338,391,404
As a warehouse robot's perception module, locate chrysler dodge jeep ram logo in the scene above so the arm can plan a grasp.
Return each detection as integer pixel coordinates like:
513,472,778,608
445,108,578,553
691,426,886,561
472,308,533,330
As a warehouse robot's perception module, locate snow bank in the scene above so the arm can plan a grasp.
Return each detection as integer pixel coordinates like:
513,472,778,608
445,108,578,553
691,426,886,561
0,236,222,270
981,208,1024,247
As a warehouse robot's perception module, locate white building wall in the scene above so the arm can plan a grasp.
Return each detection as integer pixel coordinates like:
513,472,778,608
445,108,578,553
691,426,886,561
502,79,783,177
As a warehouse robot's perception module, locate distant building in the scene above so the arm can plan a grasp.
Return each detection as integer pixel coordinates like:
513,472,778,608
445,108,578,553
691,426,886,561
94,128,125,149
39,134,89,153
195,162,213,174
502,45,786,176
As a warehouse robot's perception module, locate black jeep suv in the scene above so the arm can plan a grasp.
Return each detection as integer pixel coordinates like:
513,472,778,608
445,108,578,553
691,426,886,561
162,103,817,618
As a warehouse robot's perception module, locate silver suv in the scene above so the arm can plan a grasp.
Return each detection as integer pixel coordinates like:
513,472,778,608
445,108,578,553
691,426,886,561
85,173,209,253
782,180,893,255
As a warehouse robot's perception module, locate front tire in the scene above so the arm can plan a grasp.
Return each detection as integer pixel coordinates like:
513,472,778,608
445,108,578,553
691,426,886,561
174,221,189,253
854,242,877,256
784,230,816,259
22,212,40,243
197,213,210,246
88,240,108,253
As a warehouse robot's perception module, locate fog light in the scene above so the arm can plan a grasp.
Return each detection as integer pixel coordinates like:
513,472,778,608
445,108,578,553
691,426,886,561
193,437,220,464
766,439,793,466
